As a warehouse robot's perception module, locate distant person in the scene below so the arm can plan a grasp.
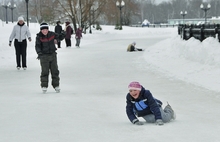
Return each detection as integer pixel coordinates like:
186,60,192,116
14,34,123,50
64,21,73,47
9,16,32,70
75,27,83,48
126,81,176,125
127,42,144,52
54,21,62,48
35,23,60,93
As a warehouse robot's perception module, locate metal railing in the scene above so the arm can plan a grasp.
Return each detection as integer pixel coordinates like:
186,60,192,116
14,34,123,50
178,24,219,42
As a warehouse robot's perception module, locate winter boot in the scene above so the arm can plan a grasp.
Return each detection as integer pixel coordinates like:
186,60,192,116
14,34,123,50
164,102,176,120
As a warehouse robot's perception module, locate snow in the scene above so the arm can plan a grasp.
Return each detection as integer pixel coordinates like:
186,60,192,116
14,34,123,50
0,21,220,142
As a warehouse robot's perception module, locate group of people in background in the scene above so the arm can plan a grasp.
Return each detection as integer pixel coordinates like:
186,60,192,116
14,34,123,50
54,21,83,48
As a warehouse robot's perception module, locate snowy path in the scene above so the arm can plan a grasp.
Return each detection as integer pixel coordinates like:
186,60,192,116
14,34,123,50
0,27,220,141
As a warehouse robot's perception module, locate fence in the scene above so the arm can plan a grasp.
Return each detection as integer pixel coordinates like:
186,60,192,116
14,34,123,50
130,24,178,28
178,24,220,42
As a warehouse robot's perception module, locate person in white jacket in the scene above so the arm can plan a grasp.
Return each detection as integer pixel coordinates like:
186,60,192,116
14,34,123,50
9,16,32,70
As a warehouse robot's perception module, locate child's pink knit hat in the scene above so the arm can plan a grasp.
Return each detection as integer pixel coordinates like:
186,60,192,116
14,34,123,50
128,81,141,91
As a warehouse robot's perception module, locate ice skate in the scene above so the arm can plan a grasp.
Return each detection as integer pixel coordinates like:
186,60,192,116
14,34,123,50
55,86,60,93
165,102,176,120
17,67,21,70
42,87,47,93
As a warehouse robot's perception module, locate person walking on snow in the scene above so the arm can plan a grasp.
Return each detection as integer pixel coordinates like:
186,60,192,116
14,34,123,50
9,16,32,70
64,21,73,47
54,21,63,48
75,27,82,48
126,81,176,125
35,23,60,93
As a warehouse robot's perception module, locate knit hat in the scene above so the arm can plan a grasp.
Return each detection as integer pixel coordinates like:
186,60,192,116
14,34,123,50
18,16,24,21
40,23,49,30
132,42,136,46
128,81,141,91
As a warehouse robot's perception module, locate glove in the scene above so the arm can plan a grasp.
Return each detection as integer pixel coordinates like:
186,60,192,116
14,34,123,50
155,119,164,126
134,121,144,125
9,41,12,46
36,54,42,60
28,37,32,42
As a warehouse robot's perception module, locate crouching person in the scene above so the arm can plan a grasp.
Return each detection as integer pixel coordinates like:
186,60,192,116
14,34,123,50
35,23,60,93
126,81,176,125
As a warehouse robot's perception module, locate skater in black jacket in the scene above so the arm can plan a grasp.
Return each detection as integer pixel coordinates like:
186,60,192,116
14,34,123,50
35,23,60,93
54,21,62,48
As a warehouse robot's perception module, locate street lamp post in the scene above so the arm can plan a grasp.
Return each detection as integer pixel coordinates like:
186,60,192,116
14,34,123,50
180,11,187,24
2,2,10,24
200,3,211,24
8,2,16,23
89,9,92,34
116,0,125,30
25,0,29,26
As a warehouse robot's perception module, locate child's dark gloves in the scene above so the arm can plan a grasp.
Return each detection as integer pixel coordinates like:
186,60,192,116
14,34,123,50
134,121,144,125
155,119,164,125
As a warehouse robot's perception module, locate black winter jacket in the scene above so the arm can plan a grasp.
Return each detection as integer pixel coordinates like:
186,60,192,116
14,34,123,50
35,31,59,55
126,86,162,123
55,24,62,34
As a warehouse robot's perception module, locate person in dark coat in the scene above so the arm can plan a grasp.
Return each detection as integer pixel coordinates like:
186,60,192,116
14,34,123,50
35,23,60,93
64,21,73,47
126,81,176,125
127,42,143,52
9,16,32,70
75,27,82,48
54,21,62,48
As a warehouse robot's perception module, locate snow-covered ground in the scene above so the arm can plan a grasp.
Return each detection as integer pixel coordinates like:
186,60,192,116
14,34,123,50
0,21,220,142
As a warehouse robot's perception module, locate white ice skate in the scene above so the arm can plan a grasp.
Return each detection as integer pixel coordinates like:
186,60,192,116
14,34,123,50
42,87,47,93
55,86,60,93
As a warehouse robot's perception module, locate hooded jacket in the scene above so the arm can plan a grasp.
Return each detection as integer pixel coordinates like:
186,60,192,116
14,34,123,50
35,31,59,55
126,86,162,123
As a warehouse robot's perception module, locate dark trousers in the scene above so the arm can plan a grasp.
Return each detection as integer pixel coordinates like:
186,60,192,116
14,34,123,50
65,38,71,47
39,52,60,88
14,39,27,68
57,41,61,48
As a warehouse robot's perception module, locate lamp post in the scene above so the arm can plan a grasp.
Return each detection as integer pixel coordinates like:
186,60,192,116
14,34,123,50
25,0,29,26
180,11,187,24
8,2,16,23
116,0,125,30
2,2,10,24
89,9,92,34
200,3,211,24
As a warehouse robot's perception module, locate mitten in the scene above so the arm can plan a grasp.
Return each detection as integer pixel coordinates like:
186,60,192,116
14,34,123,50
36,54,42,60
134,121,144,125
132,119,144,125
155,119,164,125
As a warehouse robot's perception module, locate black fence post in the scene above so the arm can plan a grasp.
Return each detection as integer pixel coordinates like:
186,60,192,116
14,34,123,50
200,24,205,42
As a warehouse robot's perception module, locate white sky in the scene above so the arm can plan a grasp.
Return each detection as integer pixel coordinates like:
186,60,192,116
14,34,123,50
0,21,220,142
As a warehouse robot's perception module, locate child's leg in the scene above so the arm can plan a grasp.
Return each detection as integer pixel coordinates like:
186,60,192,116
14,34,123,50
50,53,60,88
142,107,172,123
40,55,50,88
